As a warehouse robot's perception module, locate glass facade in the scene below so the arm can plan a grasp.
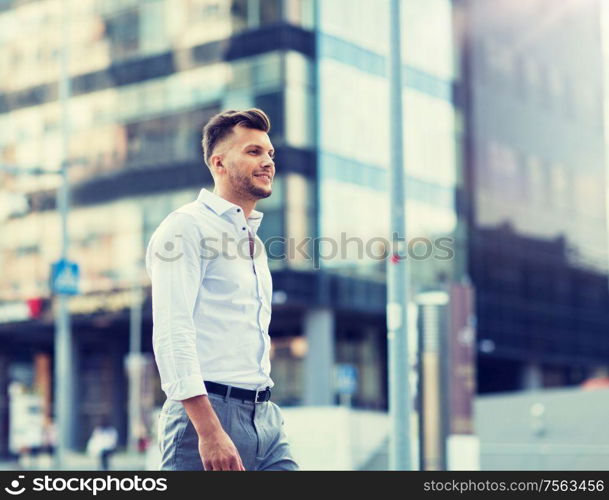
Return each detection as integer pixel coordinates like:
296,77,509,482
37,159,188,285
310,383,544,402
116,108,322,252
0,2,307,447
0,0,321,299
316,0,465,289
466,0,609,391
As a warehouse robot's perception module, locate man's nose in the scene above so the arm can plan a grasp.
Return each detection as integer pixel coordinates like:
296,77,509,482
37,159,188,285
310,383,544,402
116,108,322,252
261,155,275,169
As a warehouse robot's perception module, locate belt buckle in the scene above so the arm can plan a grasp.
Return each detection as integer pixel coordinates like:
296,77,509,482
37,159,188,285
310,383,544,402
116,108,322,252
254,387,269,404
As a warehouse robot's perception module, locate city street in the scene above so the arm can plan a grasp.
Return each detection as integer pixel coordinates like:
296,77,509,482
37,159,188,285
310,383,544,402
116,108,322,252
0,451,147,472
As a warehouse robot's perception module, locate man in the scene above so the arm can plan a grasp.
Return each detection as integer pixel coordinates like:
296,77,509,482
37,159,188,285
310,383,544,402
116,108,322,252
86,417,118,471
145,109,298,471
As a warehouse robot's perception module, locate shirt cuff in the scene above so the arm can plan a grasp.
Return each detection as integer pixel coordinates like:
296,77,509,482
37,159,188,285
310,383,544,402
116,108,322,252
162,374,207,401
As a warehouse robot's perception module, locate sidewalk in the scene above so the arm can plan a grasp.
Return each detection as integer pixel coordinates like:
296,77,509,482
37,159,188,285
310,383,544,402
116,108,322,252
0,450,148,471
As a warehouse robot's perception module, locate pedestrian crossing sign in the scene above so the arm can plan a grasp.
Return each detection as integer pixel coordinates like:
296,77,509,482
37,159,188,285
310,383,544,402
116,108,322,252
51,259,80,295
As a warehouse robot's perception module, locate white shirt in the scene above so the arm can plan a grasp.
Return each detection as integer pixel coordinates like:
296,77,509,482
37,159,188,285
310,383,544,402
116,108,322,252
145,188,274,401
87,427,118,456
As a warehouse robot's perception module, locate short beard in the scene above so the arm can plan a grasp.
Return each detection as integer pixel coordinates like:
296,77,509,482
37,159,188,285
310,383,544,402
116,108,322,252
229,169,272,200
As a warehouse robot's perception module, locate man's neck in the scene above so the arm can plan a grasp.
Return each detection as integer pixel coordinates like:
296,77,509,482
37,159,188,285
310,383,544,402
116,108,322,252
213,186,257,219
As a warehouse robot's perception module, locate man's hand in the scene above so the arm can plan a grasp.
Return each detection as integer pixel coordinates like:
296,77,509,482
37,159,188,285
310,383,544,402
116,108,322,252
199,429,245,471
182,394,246,471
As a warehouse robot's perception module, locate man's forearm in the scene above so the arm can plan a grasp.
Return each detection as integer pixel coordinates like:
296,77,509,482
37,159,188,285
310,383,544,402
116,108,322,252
181,393,245,470
181,394,223,438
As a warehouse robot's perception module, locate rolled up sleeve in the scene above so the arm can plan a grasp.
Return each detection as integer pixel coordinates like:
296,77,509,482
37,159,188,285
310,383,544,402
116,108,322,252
145,212,208,400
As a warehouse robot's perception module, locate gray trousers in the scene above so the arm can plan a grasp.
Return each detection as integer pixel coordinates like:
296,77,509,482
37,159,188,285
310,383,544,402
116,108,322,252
158,392,299,471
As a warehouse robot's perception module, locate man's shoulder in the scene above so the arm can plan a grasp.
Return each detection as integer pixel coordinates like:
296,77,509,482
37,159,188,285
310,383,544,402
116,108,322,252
145,202,208,274
152,200,222,239
162,200,210,226
152,204,197,235
170,201,204,222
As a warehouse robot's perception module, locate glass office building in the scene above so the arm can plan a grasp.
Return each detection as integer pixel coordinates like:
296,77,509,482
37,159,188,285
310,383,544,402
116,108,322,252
312,0,464,409
0,0,318,452
463,0,609,392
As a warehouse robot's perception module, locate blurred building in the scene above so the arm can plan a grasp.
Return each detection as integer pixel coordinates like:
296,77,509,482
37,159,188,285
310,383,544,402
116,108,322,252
0,0,606,456
462,0,609,392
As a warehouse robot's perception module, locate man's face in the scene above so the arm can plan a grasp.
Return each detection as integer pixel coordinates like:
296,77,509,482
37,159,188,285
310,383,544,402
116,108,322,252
215,125,275,200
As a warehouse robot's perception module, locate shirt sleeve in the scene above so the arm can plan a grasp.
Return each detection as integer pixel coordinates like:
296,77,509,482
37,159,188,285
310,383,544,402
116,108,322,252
145,211,208,400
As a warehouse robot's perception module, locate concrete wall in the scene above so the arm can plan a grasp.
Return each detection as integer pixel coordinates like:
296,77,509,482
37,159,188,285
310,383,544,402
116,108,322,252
475,387,609,470
281,407,390,470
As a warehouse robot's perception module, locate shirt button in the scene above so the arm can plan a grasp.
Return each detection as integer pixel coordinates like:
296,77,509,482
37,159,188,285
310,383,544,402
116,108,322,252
242,227,246,230
236,208,241,212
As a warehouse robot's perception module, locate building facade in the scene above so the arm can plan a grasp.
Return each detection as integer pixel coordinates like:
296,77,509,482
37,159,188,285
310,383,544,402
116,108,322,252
0,0,606,457
462,0,609,392
0,0,463,453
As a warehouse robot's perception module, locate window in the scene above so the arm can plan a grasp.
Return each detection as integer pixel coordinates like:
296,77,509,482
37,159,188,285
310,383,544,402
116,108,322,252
526,155,549,207
105,9,140,60
284,0,314,29
550,163,568,210
230,0,248,30
260,0,282,25
230,0,281,30
140,0,169,56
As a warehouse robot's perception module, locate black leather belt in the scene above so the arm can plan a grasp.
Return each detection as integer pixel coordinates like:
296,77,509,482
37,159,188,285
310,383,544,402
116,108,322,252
204,381,271,403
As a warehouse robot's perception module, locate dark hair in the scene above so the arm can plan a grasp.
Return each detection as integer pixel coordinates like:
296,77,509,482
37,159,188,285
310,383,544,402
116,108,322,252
201,108,271,168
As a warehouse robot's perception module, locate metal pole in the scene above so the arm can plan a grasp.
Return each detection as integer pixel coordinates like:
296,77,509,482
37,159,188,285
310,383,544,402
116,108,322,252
128,284,143,453
53,0,73,469
387,0,412,470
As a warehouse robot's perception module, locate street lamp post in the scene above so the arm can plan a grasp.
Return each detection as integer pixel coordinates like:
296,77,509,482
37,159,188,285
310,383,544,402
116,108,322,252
0,159,73,469
54,0,74,469
387,0,413,471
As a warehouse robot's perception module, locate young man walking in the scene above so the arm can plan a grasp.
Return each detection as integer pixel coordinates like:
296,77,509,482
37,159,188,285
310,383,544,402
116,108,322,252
146,109,298,471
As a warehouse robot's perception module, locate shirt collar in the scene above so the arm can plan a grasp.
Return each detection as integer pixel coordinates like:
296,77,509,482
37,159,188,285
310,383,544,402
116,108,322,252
197,188,264,230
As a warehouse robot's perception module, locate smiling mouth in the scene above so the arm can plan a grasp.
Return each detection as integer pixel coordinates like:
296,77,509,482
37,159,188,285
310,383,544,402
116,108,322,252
254,174,272,182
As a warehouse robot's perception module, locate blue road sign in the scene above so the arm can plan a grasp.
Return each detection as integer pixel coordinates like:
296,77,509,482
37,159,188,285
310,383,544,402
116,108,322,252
51,259,80,295
335,364,358,395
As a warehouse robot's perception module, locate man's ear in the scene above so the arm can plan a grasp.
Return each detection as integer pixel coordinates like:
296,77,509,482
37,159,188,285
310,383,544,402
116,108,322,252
211,154,226,174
